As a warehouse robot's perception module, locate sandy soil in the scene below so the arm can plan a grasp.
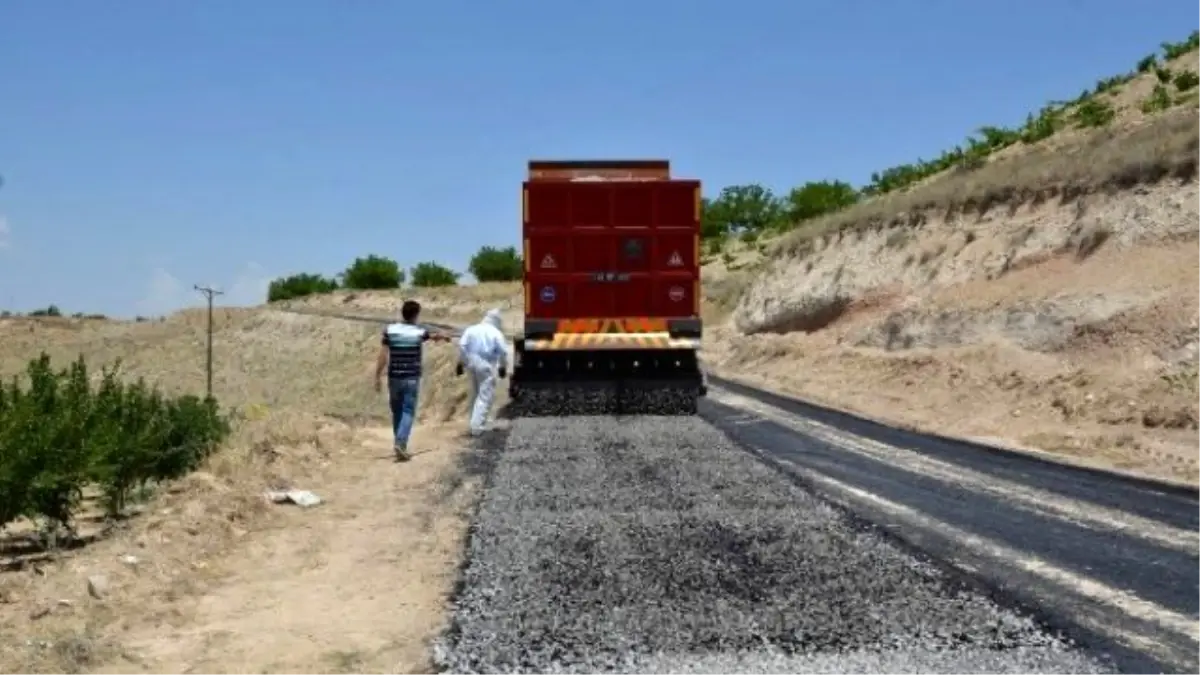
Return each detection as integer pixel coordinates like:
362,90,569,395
0,310,492,674
116,425,479,674
705,237,1198,484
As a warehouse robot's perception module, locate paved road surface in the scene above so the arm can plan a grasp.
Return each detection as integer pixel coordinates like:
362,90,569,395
278,308,1198,671
704,374,1199,673
437,416,1116,673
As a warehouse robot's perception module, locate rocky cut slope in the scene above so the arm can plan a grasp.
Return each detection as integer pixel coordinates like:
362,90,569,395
706,44,1200,485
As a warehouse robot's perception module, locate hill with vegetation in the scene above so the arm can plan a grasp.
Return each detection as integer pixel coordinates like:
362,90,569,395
698,32,1199,486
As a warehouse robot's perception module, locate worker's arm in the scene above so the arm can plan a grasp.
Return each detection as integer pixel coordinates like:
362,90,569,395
425,330,452,343
493,330,509,375
455,329,471,376
496,337,510,370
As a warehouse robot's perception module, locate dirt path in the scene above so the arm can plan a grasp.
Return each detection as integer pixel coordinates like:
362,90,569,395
87,424,481,674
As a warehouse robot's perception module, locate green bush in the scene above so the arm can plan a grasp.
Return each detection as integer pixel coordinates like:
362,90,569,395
28,305,62,317
341,255,405,290
410,261,460,287
783,180,860,223
267,273,339,302
1142,84,1173,114
1072,98,1115,128
1162,32,1200,60
1173,70,1199,92
468,246,523,282
0,354,231,534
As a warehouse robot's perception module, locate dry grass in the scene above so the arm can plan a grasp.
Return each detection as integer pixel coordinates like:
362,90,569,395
276,282,522,326
0,305,492,673
776,105,1198,258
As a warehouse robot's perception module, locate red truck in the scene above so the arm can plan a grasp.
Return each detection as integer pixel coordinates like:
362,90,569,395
509,159,706,415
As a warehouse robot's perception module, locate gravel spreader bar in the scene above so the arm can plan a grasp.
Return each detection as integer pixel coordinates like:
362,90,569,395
435,415,1113,674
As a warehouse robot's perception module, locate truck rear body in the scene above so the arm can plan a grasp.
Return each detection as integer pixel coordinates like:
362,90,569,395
510,160,705,415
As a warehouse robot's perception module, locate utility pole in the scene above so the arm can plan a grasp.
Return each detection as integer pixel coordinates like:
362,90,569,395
194,285,224,400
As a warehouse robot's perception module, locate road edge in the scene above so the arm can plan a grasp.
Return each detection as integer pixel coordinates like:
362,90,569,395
706,371,1199,498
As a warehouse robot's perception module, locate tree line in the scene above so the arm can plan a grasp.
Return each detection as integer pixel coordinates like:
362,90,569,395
266,246,524,302
700,31,1199,245
0,354,230,538
266,32,1197,300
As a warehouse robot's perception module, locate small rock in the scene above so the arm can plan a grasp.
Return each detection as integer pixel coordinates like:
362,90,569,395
86,575,109,599
119,554,140,567
29,606,51,620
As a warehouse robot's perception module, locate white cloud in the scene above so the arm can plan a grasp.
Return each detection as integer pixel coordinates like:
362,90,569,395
136,267,188,317
224,262,272,307
136,262,273,317
0,214,10,249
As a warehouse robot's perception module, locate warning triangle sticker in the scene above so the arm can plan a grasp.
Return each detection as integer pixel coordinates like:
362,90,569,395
540,253,557,269
667,250,684,267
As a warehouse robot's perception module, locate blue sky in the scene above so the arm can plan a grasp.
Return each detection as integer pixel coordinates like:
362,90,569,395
2,1,1194,317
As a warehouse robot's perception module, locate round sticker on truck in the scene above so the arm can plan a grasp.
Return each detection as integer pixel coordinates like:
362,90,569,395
668,286,685,303
540,286,557,303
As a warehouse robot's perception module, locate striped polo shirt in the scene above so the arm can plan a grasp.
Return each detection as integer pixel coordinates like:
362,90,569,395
382,322,430,380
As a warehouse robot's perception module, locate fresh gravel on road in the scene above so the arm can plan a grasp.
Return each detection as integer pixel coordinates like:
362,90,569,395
435,415,1113,674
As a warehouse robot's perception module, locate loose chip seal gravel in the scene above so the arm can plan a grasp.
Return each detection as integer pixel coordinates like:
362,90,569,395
434,415,1114,674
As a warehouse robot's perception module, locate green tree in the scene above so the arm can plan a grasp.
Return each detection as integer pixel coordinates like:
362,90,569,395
410,261,460,287
0,353,232,529
267,273,339,302
1073,98,1115,128
1173,70,1199,92
29,305,62,317
705,184,784,235
468,246,523,282
699,197,728,240
1142,84,1173,114
341,255,405,290
783,180,860,223
1020,105,1064,144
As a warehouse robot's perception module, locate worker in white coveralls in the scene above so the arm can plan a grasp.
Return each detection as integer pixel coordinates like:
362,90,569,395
456,308,510,435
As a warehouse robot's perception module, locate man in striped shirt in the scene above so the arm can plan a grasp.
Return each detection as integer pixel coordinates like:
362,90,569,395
374,300,451,461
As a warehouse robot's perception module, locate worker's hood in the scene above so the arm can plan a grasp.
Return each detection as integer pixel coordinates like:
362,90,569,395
482,308,503,331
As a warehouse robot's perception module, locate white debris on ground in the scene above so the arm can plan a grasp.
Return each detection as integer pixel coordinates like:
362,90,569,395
264,489,323,508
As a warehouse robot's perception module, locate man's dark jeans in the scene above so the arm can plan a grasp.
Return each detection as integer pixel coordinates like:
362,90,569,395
388,377,421,448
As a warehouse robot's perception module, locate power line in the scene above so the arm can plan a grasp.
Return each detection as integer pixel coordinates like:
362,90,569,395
194,285,224,400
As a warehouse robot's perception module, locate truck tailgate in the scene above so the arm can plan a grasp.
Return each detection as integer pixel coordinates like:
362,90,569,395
523,179,701,320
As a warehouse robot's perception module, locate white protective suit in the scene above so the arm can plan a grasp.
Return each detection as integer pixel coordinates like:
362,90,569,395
458,308,509,435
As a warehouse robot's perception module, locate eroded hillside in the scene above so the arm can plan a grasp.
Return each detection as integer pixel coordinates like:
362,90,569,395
704,47,1200,485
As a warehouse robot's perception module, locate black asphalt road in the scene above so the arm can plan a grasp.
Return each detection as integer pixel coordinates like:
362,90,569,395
704,373,1200,674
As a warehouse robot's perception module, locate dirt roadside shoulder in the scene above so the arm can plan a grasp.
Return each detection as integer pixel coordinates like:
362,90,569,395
0,422,485,674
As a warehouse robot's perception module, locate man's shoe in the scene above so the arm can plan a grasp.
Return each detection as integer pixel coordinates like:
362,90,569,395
393,443,411,461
